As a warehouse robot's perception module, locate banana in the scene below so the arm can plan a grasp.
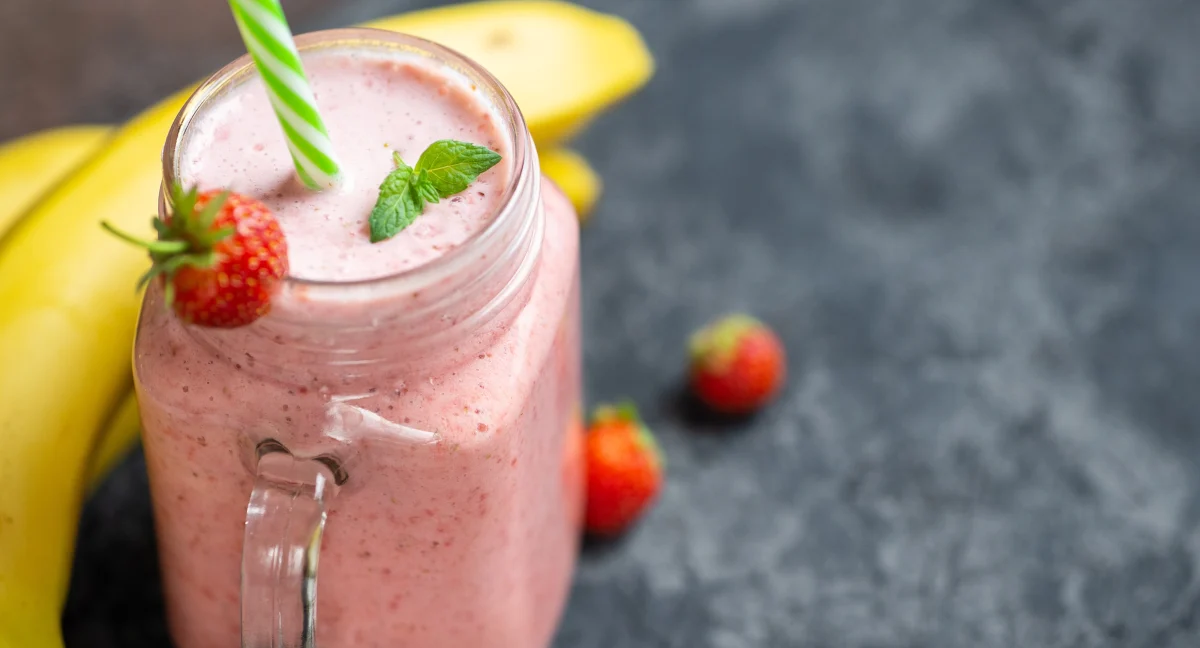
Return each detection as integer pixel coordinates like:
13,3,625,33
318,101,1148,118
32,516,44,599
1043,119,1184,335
374,0,654,146
85,391,141,492
0,126,115,646
0,126,137,497
0,126,111,237
0,93,186,648
0,3,650,645
539,148,601,219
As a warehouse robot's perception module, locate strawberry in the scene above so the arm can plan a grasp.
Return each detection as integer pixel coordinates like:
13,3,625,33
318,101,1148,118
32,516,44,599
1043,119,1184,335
103,185,288,328
689,314,786,414
583,402,663,536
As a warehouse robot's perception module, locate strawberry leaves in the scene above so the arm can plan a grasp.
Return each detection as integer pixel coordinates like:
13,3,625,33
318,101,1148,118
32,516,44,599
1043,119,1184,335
101,185,232,293
368,140,502,243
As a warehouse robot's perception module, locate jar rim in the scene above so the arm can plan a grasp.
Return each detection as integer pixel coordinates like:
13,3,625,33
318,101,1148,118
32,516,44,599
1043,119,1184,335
160,27,534,303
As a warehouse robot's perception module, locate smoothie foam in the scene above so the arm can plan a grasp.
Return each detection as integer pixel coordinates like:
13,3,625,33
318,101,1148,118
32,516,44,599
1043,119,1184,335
181,50,512,281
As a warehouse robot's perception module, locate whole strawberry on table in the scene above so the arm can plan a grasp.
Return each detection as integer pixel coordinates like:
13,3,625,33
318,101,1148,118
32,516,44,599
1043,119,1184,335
689,314,787,415
583,403,664,537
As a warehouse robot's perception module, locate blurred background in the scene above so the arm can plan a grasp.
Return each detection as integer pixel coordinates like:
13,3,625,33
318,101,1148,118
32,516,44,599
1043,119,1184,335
6,0,1200,646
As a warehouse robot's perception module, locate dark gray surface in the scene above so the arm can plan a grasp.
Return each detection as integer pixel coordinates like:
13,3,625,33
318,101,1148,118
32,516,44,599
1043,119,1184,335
38,0,1200,645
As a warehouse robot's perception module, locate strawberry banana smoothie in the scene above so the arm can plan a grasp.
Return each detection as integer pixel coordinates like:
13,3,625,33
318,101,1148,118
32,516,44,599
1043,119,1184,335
133,31,582,648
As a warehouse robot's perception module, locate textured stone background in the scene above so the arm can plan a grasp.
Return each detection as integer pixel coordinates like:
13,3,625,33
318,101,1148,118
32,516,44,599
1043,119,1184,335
4,0,1199,646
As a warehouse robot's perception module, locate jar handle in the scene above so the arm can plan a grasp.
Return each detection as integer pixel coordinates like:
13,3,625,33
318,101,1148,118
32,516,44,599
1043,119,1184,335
240,440,343,648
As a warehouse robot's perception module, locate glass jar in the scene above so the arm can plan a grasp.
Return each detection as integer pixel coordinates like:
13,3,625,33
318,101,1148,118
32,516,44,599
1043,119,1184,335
134,28,583,648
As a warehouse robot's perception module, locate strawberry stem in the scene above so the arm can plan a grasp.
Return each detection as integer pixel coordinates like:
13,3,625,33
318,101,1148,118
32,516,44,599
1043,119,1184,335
101,221,189,255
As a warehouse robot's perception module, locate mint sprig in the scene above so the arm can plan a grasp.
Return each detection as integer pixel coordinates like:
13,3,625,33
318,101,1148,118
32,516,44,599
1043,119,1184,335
369,154,419,242
369,140,502,243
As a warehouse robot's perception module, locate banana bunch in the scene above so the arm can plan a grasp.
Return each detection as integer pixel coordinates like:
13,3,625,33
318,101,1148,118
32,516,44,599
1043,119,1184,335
0,2,651,646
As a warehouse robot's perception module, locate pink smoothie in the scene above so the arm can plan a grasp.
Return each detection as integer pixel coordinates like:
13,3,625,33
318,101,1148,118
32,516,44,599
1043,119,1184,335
134,38,582,648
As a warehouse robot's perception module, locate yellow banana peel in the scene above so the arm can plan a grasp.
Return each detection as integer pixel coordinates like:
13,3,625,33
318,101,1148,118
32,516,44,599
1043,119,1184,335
539,148,601,219
374,0,653,146
0,126,111,237
0,93,189,648
0,126,114,647
85,391,141,492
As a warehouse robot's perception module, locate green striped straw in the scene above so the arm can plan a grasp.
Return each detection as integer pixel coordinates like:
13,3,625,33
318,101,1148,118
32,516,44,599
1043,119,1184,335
227,0,341,190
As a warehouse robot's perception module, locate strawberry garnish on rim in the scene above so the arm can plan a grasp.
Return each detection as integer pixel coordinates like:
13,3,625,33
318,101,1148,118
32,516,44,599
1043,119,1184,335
102,185,288,328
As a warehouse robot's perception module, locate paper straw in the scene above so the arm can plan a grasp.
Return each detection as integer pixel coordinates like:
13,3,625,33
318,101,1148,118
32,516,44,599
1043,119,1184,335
227,0,341,189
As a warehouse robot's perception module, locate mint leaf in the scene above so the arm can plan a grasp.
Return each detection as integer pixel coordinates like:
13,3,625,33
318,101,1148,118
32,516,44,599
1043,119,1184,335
414,140,502,198
369,157,419,243
368,140,502,243
411,169,440,206
415,178,441,206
